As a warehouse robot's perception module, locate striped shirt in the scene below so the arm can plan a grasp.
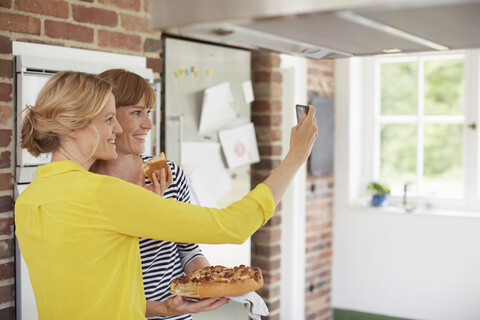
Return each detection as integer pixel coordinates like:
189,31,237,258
141,156,204,320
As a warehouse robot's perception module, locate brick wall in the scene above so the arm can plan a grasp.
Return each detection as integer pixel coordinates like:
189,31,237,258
0,1,162,317
250,52,283,320
305,59,335,320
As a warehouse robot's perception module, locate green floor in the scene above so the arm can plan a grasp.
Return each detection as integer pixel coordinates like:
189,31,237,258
334,308,411,320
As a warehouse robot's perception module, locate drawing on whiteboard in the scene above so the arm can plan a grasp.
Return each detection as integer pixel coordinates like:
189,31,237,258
219,123,260,169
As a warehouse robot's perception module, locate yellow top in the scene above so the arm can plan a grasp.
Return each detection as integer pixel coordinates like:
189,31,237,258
15,160,275,320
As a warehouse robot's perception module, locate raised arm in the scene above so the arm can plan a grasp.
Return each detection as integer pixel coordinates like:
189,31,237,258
99,106,318,245
263,105,318,205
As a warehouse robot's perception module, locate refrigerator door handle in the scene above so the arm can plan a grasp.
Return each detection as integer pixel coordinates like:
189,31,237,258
167,114,184,164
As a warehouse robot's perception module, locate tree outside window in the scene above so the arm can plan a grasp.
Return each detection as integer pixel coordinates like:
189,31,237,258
377,55,465,199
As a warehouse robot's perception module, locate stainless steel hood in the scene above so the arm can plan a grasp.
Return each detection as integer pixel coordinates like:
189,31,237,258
150,0,480,59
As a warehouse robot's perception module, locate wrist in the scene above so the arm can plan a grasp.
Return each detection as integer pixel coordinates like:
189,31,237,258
164,299,176,316
146,300,172,317
284,151,305,168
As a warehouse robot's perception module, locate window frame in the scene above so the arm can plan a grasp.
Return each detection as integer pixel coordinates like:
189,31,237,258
361,50,480,212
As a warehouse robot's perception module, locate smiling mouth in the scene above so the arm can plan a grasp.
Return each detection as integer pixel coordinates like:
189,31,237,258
107,139,116,145
133,134,146,140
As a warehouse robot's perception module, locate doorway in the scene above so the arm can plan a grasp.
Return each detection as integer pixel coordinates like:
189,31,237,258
280,54,307,319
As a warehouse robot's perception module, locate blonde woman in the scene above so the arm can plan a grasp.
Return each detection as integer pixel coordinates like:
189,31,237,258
91,69,217,319
15,71,318,320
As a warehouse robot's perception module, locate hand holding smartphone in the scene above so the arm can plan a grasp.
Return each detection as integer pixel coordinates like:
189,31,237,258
295,104,309,123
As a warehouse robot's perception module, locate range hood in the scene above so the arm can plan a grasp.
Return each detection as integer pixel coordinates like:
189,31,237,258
150,0,480,59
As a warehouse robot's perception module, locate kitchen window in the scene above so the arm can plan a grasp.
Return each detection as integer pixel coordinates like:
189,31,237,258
376,54,465,198
341,49,480,213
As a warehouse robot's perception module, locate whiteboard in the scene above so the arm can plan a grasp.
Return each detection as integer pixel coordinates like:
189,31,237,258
164,39,253,245
164,37,254,320
164,38,252,151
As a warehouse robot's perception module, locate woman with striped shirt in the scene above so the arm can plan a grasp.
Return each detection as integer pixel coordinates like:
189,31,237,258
91,69,224,319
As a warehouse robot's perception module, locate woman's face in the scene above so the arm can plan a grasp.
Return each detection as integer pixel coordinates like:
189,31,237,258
76,93,122,160
114,94,153,156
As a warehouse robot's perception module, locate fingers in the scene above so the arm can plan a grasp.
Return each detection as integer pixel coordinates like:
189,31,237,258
158,168,169,196
288,104,318,163
188,297,229,313
160,165,173,186
171,295,186,306
302,105,318,134
150,172,163,196
162,296,188,316
142,165,173,197
169,296,229,314
297,104,316,126
202,297,229,311
159,165,173,194
159,169,167,196
159,168,166,186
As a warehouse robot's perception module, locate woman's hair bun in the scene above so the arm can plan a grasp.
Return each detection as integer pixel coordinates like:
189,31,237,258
20,71,112,157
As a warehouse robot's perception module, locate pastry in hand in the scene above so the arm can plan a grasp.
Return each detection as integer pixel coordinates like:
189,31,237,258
170,265,264,298
142,152,168,182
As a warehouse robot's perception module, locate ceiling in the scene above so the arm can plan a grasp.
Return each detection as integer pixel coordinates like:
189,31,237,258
150,0,480,59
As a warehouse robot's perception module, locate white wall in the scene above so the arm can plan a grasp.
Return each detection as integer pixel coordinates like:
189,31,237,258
332,58,480,320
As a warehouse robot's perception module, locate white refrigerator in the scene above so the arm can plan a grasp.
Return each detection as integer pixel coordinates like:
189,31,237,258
14,71,52,320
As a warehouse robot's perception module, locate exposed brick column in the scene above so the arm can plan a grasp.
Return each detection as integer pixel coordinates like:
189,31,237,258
250,52,283,320
305,59,335,320
0,34,14,318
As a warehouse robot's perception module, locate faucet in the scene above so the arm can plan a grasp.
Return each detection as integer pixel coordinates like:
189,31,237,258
403,182,409,206
403,181,415,212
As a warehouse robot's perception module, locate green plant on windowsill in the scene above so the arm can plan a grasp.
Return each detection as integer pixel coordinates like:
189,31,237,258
367,182,391,207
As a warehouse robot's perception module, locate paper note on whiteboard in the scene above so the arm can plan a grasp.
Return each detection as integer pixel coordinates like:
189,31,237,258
242,80,254,104
181,142,232,207
198,82,237,134
219,123,260,169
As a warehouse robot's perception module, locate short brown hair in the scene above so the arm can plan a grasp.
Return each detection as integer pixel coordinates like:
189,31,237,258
98,69,156,109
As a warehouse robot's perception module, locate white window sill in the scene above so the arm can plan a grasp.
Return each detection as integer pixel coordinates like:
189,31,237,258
351,204,480,219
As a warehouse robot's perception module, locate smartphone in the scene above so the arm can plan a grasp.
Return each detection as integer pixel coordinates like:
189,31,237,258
295,104,309,123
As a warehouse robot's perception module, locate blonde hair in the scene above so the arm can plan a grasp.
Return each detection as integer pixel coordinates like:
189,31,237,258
98,69,156,109
21,71,113,157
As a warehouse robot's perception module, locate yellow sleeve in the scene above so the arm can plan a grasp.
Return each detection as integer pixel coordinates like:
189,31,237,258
97,177,275,244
